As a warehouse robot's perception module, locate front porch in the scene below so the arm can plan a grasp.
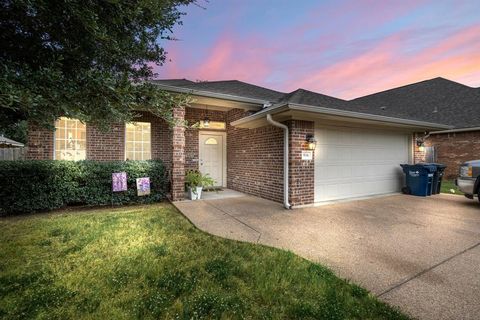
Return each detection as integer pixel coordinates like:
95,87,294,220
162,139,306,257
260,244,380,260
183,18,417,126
170,104,314,207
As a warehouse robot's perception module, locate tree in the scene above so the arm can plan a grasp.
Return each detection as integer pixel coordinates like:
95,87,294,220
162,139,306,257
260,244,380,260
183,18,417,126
0,0,195,140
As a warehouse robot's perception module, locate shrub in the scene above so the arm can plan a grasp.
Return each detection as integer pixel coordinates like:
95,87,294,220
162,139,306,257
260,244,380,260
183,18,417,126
0,160,168,215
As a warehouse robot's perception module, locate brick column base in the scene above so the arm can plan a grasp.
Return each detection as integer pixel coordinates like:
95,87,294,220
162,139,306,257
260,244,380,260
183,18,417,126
170,107,186,201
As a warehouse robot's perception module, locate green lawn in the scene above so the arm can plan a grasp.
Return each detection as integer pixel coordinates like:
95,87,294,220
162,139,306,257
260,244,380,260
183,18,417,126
441,179,464,195
0,204,408,319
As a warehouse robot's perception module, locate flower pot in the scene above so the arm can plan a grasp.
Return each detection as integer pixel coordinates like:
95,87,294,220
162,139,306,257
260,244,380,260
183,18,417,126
188,186,203,200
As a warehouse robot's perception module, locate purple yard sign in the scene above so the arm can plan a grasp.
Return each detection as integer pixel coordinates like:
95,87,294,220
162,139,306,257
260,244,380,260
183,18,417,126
136,177,151,196
112,172,127,192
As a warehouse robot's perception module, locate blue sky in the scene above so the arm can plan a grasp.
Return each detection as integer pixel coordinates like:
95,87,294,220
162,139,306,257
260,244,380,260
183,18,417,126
155,0,480,98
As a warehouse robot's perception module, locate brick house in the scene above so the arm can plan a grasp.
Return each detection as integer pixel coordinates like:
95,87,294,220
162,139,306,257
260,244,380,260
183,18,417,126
352,77,480,178
27,78,478,208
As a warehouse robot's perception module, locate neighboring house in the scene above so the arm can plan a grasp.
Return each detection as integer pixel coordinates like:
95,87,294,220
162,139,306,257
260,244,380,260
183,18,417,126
0,135,24,148
352,78,480,178
0,135,25,160
28,77,478,208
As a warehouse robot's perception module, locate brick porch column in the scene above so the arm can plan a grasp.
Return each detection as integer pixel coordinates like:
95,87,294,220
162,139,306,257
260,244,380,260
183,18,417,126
288,120,315,206
170,106,186,201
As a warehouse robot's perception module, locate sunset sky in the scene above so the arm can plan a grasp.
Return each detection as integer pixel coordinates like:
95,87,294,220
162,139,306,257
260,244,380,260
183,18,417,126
155,0,480,99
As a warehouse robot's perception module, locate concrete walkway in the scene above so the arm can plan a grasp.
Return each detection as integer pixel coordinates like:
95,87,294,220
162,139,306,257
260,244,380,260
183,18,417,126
174,193,480,320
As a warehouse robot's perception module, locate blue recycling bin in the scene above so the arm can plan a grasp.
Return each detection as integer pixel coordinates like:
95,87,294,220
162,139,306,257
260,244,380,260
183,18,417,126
419,163,447,195
400,164,437,196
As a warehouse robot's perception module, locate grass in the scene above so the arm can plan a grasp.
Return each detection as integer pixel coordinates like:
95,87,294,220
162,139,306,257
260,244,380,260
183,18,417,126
441,179,464,195
0,203,409,319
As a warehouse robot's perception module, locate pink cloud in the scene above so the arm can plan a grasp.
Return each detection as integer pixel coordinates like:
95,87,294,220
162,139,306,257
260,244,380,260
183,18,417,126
295,24,480,99
155,3,480,99
156,34,274,84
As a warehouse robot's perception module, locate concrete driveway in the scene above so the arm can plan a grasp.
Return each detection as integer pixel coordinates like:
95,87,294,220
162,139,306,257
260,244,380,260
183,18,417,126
174,193,480,320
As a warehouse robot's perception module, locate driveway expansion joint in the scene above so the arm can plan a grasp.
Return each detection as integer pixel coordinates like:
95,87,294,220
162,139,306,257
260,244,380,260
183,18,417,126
206,200,262,243
377,241,480,298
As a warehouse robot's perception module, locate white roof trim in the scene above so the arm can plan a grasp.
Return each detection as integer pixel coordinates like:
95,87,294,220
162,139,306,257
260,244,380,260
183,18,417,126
151,82,270,105
0,135,24,147
431,126,480,134
231,102,453,130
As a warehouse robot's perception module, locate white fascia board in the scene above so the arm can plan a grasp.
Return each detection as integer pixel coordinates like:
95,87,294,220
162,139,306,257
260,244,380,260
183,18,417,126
151,83,270,106
231,103,453,130
288,103,453,130
230,103,289,126
430,126,480,134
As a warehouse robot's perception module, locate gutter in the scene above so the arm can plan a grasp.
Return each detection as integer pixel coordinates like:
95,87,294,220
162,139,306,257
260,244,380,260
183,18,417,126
266,114,291,209
231,103,453,130
430,126,480,134
151,82,270,106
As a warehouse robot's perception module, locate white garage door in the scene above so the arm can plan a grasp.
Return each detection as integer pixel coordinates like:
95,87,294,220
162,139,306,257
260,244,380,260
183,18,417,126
314,126,409,202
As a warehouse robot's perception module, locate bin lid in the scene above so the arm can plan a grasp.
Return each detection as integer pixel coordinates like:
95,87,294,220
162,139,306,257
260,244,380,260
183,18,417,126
428,163,447,169
401,163,437,172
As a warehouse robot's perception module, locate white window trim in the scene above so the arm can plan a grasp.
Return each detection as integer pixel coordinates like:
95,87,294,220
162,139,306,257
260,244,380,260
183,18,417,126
124,122,152,160
53,117,87,161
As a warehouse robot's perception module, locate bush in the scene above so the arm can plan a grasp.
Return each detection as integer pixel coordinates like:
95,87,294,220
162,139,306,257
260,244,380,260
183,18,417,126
0,160,169,215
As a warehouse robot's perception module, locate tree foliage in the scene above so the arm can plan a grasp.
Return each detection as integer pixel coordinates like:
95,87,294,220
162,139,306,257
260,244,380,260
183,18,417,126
0,0,195,135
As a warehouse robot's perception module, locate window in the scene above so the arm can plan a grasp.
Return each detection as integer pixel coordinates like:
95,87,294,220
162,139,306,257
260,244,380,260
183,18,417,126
205,137,218,145
199,121,226,130
125,122,151,160
54,117,86,161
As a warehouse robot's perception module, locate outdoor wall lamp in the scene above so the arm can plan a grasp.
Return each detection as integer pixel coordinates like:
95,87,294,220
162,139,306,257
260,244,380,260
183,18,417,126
203,105,210,128
416,138,425,152
416,131,430,152
203,117,210,128
306,134,317,150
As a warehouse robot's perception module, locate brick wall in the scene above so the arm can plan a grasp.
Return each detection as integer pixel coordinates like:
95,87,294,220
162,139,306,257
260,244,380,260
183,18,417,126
415,130,480,178
185,108,226,172
136,112,172,168
287,120,315,206
25,124,54,160
226,109,284,203
86,123,125,161
26,107,319,206
26,112,173,165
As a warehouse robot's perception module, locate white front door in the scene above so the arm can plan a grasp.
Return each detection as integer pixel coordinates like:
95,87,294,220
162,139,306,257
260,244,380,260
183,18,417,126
199,132,225,187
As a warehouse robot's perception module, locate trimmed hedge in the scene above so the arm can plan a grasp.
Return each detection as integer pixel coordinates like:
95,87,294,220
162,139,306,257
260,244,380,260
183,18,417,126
0,160,169,215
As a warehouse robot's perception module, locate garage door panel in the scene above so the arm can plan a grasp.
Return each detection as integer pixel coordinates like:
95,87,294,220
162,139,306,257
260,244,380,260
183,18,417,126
314,126,409,202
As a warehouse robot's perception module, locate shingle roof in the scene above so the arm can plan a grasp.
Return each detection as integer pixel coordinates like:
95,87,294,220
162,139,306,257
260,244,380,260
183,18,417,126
350,77,480,128
280,88,349,109
153,79,286,102
153,77,479,128
0,135,24,147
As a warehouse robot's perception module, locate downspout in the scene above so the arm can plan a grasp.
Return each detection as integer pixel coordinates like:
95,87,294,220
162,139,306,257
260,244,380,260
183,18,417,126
266,114,291,209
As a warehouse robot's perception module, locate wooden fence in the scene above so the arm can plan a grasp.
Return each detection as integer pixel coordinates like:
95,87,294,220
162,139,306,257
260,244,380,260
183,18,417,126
0,147,26,160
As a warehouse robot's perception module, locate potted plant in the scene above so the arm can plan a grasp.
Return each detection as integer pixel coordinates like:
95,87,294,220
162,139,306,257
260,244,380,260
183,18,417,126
185,170,215,200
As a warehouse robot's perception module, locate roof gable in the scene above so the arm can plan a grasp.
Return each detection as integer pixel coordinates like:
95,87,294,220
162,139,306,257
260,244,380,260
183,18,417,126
281,88,348,109
153,79,286,102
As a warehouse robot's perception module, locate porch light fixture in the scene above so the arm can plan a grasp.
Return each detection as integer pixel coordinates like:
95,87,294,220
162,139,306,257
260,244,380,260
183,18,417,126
306,134,317,150
203,105,210,128
416,138,425,152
